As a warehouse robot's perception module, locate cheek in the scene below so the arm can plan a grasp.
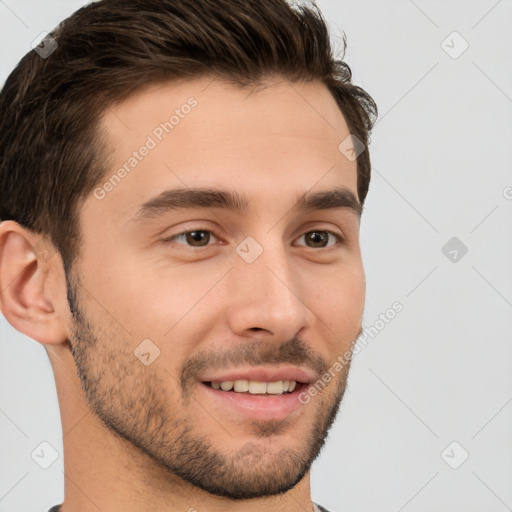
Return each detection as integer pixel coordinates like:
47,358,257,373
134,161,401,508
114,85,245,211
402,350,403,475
312,264,365,336
92,255,220,338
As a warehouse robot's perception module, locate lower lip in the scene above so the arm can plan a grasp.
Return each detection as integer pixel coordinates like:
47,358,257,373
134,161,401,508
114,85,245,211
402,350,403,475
199,382,307,421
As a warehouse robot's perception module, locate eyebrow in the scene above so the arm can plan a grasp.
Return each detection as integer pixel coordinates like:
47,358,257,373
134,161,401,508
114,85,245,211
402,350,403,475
130,186,361,222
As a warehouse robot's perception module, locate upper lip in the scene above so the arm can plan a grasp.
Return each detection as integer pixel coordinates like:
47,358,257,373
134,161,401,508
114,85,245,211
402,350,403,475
199,366,315,384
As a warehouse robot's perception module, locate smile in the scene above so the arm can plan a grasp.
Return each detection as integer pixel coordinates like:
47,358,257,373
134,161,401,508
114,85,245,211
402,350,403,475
206,379,297,395
197,367,314,421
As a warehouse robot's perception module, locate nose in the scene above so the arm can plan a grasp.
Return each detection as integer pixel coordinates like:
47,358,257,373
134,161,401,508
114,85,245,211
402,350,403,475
225,240,313,341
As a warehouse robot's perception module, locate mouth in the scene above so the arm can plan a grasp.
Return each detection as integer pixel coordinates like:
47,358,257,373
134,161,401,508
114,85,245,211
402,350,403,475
203,379,304,395
197,367,314,421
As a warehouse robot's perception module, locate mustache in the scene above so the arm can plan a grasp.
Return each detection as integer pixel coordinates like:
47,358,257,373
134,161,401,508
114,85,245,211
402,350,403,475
180,337,330,390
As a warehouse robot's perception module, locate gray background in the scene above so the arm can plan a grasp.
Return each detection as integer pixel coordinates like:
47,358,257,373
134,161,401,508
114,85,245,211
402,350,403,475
1,0,511,511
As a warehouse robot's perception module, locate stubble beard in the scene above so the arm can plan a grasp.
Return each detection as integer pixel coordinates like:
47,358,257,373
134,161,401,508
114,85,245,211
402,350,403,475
64,268,354,499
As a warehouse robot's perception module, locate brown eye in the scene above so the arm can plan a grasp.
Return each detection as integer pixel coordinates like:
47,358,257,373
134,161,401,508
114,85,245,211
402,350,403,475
185,230,211,246
296,230,341,248
164,229,215,247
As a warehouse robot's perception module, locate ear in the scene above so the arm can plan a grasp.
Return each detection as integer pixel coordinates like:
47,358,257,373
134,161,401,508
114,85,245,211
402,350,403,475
0,220,69,345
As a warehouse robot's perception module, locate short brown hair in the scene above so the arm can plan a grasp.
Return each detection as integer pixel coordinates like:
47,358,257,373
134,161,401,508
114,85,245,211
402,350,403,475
0,0,377,273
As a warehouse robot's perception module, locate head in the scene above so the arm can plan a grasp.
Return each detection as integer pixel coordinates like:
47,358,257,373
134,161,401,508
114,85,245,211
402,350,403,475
0,0,377,501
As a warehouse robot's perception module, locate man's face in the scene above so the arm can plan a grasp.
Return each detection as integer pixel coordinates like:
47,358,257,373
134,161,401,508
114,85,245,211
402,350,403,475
66,77,365,499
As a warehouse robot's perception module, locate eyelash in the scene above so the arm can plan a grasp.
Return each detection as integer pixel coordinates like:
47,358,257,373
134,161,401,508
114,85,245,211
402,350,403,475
162,228,344,249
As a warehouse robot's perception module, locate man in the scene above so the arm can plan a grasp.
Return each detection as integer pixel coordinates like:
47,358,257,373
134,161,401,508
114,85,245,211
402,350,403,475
0,0,377,510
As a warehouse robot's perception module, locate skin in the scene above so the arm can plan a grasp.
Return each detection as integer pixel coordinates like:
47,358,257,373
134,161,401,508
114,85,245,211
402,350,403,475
0,76,365,512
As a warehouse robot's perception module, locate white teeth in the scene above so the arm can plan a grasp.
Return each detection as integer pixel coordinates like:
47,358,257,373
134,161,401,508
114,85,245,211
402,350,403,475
266,381,284,394
220,381,234,391
210,379,298,395
248,381,267,394
234,380,249,392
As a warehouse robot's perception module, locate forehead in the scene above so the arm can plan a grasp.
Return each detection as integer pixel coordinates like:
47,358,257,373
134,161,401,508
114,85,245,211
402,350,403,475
89,77,358,224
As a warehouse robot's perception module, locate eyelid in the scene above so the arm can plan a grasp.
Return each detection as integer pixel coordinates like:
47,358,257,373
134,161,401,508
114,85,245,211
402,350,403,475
162,226,345,248
162,226,221,246
293,230,344,248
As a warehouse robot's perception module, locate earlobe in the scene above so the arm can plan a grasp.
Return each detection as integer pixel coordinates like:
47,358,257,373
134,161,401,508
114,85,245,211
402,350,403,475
0,220,69,346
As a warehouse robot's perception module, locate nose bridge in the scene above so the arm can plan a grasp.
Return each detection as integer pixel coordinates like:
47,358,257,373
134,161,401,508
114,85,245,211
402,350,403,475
226,236,310,337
